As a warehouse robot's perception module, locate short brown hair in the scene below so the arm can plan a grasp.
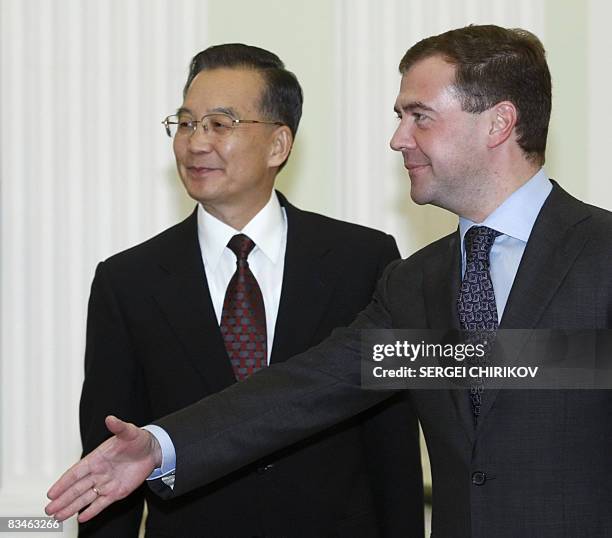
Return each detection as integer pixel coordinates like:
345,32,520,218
399,25,551,165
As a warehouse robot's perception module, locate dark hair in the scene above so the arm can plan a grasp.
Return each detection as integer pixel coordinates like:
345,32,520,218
399,25,551,165
184,44,303,140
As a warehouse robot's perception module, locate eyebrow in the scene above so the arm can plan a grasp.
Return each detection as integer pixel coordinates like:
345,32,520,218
394,101,437,115
176,106,238,117
211,106,238,117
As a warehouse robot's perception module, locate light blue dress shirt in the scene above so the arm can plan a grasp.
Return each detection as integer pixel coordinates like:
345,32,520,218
145,169,553,485
459,168,552,320
143,424,176,485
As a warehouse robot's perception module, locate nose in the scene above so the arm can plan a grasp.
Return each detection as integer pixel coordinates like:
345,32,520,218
186,122,215,152
390,120,417,152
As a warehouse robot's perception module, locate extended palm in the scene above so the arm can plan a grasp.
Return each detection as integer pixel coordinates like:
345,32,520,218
45,415,161,522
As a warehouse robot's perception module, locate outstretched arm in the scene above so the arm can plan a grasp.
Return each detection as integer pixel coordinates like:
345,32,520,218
45,416,161,523
46,259,403,520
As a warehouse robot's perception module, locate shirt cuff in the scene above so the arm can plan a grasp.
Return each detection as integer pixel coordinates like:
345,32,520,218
142,424,176,480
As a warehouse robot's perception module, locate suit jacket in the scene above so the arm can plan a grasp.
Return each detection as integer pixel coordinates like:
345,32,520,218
79,192,424,538
154,183,612,538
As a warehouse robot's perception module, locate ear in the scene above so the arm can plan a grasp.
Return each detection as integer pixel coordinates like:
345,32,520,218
268,126,293,168
487,101,517,149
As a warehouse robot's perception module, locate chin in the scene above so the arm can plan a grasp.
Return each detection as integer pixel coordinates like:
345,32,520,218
184,185,219,205
410,195,428,206
409,186,433,206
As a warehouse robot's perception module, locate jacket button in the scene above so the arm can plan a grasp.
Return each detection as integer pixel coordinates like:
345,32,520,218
472,471,487,486
256,464,274,474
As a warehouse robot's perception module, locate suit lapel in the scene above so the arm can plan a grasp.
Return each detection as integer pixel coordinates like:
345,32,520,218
270,193,338,364
423,231,462,331
476,184,592,429
423,232,476,442
153,210,236,393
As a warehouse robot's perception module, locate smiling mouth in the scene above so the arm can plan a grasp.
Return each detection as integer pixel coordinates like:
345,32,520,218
187,166,222,176
405,163,430,171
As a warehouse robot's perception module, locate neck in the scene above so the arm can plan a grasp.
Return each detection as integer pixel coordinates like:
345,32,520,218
202,190,274,230
459,159,540,222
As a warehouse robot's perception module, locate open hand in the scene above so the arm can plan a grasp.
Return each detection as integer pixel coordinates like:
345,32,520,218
45,416,162,522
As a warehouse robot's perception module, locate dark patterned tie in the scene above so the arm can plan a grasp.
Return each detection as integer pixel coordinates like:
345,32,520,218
457,226,501,418
220,234,267,381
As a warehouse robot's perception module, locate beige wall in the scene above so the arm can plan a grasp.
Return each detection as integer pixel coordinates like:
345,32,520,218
208,0,337,215
545,0,588,201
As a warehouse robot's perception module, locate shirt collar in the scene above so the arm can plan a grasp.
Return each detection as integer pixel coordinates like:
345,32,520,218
197,191,285,271
459,168,553,248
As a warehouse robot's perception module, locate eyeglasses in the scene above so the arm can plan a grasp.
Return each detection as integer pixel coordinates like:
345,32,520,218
162,112,284,138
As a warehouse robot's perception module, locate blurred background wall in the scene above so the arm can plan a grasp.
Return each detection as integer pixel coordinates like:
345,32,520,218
1,1,610,535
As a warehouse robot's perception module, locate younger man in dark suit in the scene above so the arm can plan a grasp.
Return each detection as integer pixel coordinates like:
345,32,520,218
76,44,423,537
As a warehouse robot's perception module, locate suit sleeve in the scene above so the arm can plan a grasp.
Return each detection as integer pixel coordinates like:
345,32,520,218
152,258,404,499
361,235,425,537
360,394,424,537
78,262,147,537
377,233,402,276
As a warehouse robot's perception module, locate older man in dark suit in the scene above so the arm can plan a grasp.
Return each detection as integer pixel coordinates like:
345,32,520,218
48,25,612,538
75,44,423,537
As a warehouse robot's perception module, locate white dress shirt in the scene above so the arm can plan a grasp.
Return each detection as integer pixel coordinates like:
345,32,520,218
197,192,287,362
145,191,287,484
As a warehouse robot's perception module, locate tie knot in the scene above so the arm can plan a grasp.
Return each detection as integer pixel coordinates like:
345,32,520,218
464,226,500,260
227,234,256,263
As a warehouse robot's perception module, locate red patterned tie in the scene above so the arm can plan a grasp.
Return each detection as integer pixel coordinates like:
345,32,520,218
220,234,267,381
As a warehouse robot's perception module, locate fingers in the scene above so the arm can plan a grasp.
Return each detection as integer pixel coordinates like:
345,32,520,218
45,473,98,520
77,492,117,523
45,416,151,522
50,483,100,522
104,415,126,435
46,458,91,500
105,415,139,441
48,478,119,523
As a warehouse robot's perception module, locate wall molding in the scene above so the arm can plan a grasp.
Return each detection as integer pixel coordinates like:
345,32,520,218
0,0,208,521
